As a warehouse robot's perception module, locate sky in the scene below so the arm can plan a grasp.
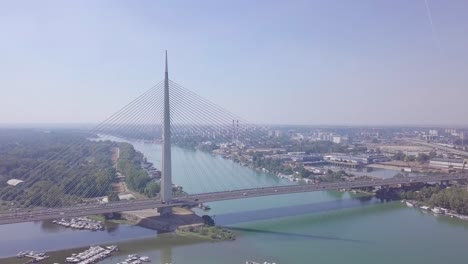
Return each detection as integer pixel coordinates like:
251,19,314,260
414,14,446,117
1,0,468,126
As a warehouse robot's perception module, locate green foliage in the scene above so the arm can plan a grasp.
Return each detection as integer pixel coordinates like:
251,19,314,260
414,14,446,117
400,185,442,201
292,164,311,178
416,153,430,163
177,225,236,241
401,186,468,215
117,142,159,197
318,170,348,182
393,151,405,161
108,191,120,202
202,214,215,226
144,181,161,197
252,154,292,175
0,129,117,208
117,143,149,192
429,188,468,215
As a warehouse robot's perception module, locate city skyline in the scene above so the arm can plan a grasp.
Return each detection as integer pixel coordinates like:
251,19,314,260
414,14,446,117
1,1,468,126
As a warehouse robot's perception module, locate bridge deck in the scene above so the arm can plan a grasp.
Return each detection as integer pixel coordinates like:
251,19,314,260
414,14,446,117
0,174,466,225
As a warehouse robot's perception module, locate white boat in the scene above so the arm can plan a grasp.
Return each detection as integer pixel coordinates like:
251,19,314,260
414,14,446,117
66,257,80,263
432,207,444,214
139,256,151,262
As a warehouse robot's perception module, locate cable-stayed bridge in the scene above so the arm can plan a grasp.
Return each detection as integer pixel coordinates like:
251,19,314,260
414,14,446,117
1,52,467,225
1,174,467,225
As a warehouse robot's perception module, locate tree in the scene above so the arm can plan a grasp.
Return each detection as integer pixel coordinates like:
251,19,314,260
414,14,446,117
108,192,120,202
144,181,161,197
393,151,405,161
417,153,430,163
202,215,215,226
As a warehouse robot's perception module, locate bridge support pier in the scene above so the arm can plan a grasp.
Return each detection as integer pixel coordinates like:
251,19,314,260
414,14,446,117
380,185,388,194
158,207,172,217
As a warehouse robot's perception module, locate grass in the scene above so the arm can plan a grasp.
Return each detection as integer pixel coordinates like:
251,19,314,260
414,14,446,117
87,214,134,225
176,225,236,241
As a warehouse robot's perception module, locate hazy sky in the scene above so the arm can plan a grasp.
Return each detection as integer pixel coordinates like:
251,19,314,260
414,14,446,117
1,0,468,126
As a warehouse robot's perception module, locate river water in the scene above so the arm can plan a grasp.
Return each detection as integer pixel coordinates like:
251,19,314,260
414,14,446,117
2,137,468,264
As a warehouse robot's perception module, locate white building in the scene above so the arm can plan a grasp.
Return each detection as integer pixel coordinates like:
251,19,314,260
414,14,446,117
274,130,283,137
429,130,439,137
429,158,466,169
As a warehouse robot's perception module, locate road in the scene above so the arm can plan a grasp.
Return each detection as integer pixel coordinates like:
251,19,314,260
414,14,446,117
1,174,467,225
406,139,468,157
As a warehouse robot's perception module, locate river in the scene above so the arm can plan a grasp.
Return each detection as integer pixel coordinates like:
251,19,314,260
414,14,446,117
2,137,468,264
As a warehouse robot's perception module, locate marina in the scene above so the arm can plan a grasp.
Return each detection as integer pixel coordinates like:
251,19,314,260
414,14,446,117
16,251,49,262
53,218,104,231
65,245,118,264
115,254,151,264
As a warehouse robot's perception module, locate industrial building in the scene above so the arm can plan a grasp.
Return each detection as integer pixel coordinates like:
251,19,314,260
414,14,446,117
429,158,467,170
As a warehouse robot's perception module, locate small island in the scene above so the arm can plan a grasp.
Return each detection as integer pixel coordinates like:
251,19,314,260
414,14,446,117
176,215,236,241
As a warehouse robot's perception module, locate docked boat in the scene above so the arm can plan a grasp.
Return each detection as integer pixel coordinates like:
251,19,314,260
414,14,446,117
66,257,81,263
139,256,151,262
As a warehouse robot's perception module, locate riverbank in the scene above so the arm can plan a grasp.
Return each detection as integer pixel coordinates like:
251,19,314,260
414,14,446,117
122,207,204,232
403,200,468,221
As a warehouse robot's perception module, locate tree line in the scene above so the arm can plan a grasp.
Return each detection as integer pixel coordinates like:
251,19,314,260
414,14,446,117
0,129,118,208
116,142,160,197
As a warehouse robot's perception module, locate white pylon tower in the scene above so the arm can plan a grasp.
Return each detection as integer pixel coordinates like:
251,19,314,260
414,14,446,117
160,51,172,216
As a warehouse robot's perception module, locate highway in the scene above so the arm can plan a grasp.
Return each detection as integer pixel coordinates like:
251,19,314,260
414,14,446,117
1,174,467,225
406,139,468,157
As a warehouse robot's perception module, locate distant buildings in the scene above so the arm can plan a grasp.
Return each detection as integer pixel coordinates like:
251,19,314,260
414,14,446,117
445,128,459,136
323,154,390,165
332,136,348,144
429,158,466,170
267,130,283,138
274,130,283,137
429,130,439,137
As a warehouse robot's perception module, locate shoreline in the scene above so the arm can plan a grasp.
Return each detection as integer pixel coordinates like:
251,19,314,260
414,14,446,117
403,200,468,221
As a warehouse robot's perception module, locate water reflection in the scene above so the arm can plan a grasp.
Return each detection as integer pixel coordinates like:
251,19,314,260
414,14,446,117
356,196,373,203
40,220,64,233
160,246,172,264
106,222,120,233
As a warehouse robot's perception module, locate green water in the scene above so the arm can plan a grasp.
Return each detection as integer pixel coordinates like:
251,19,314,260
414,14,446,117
2,137,468,264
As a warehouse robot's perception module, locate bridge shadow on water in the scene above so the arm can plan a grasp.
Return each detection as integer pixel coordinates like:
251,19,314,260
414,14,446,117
223,226,371,244
213,196,393,227
210,196,395,245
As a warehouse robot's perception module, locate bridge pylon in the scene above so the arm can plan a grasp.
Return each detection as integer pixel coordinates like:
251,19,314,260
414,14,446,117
159,51,173,216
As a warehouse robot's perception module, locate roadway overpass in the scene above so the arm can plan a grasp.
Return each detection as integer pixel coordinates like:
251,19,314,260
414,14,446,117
0,174,467,225
406,139,468,157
